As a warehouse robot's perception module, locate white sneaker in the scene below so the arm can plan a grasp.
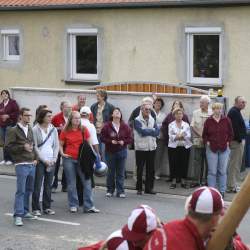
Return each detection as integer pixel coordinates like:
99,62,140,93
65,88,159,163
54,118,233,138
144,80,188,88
14,217,23,226
44,209,55,215
155,176,160,180
23,212,38,220
51,188,57,193
70,207,77,213
85,207,100,213
106,192,113,198
0,160,5,165
117,193,126,198
5,161,13,165
33,210,42,216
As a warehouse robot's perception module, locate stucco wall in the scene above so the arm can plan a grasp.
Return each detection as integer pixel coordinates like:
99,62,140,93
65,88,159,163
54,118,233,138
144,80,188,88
0,7,250,115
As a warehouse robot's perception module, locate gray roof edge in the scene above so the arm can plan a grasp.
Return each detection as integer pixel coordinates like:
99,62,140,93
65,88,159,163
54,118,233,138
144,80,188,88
1,1,250,11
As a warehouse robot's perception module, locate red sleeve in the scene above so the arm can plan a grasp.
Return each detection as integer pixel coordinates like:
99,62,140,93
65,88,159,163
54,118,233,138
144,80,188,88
59,130,66,142
83,127,90,141
78,241,104,250
233,235,250,250
202,120,208,144
100,123,112,144
89,113,94,123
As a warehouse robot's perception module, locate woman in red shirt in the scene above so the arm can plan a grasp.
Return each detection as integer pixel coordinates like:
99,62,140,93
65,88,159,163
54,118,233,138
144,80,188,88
59,111,99,213
202,103,234,198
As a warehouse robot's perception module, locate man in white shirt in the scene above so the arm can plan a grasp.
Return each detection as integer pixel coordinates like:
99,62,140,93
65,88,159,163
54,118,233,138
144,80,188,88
5,107,38,226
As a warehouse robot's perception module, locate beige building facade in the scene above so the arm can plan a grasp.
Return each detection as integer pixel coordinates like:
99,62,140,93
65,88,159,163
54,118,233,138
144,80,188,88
0,4,249,114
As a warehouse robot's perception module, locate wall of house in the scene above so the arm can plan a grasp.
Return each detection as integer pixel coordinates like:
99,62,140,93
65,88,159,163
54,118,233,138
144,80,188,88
0,7,250,116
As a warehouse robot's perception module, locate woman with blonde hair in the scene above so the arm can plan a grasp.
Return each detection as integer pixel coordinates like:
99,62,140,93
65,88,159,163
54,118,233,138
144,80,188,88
202,102,233,198
59,111,99,213
168,108,192,189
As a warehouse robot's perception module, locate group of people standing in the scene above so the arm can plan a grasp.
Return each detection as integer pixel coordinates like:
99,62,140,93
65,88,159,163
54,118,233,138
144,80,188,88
0,88,247,227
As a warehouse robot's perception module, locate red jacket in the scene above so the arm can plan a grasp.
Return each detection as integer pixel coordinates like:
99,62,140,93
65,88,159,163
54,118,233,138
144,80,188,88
52,112,66,135
202,115,234,152
144,218,205,250
0,99,19,127
100,121,132,153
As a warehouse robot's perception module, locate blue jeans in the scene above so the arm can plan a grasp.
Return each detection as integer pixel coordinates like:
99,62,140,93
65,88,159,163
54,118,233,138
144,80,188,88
0,126,13,161
106,149,127,195
76,167,94,210
14,164,35,217
97,134,106,162
206,146,230,193
63,157,79,208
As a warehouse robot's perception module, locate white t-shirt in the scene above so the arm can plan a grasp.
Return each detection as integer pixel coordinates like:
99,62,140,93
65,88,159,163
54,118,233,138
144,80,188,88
81,118,99,145
38,124,54,161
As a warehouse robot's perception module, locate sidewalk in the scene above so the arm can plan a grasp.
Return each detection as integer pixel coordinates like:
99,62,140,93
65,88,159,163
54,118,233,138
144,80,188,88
0,163,241,201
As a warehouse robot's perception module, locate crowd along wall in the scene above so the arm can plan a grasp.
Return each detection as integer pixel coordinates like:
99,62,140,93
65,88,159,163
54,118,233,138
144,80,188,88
11,87,205,178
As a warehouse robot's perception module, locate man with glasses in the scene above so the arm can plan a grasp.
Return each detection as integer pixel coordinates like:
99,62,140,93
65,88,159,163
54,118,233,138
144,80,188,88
134,103,159,195
6,107,38,226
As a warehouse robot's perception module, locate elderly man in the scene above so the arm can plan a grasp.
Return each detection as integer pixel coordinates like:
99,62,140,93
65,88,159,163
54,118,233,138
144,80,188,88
134,103,159,195
227,96,247,193
190,95,212,187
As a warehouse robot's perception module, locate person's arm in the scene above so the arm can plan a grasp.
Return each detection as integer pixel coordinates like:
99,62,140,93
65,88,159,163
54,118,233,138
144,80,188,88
227,118,234,145
202,120,209,145
100,124,112,144
168,123,178,142
32,127,47,163
134,119,155,137
52,129,60,163
183,124,191,141
8,100,19,123
5,127,25,153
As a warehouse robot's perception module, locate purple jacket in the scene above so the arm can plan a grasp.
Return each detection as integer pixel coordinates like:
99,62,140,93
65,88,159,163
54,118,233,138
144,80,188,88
161,112,189,145
0,99,19,127
100,121,132,153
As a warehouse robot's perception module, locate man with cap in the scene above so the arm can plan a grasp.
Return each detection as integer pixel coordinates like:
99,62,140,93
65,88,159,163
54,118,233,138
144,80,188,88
144,187,224,250
78,204,161,250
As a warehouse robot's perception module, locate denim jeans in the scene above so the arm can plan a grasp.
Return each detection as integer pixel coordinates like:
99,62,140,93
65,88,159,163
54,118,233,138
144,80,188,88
76,166,94,210
14,164,35,217
0,126,13,161
32,162,54,211
105,149,127,195
97,134,105,162
62,157,79,208
206,146,230,193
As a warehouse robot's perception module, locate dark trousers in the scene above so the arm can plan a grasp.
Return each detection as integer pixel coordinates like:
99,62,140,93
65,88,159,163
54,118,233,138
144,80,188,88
193,147,208,184
52,153,67,189
135,150,155,192
32,162,54,211
168,147,190,180
0,126,13,161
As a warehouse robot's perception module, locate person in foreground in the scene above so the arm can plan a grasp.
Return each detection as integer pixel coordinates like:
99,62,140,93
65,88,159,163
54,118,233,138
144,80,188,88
78,204,161,250
144,186,224,250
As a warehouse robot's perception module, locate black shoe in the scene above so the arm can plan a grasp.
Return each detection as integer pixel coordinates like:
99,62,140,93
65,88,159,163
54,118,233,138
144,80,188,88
220,192,225,199
145,190,157,195
226,188,237,193
170,183,176,189
61,187,67,192
181,183,189,189
137,190,142,195
165,177,172,182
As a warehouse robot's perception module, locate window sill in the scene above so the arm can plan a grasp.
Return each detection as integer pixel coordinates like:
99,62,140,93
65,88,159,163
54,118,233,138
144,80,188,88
64,79,100,85
186,82,224,88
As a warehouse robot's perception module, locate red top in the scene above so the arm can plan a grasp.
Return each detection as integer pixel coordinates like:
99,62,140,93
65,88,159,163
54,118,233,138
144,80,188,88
0,99,19,127
100,121,132,153
52,112,66,135
72,104,94,123
60,127,90,160
233,235,250,250
78,241,104,250
202,115,234,153
144,217,205,250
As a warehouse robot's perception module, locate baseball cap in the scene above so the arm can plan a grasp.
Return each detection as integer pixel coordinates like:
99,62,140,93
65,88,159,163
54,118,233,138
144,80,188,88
122,204,158,242
106,230,130,250
80,106,91,115
189,187,224,214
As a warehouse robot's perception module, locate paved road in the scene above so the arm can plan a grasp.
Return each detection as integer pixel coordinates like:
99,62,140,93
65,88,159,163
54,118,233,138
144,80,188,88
0,175,250,250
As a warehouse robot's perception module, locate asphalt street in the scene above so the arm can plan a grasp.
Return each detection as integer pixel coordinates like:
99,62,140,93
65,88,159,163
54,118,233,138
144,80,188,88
1,175,250,250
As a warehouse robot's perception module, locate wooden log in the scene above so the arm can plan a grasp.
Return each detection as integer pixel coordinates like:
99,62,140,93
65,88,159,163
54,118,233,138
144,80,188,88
206,173,250,250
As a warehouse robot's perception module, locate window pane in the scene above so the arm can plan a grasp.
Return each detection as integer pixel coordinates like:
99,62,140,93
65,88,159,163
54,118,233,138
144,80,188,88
76,36,97,74
8,35,20,55
193,35,219,78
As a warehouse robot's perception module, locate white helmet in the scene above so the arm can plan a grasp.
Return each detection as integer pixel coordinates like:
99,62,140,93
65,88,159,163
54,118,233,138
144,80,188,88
94,161,108,177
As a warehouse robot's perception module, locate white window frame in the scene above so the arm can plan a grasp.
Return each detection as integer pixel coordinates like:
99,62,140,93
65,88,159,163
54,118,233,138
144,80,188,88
1,29,20,61
186,27,222,85
68,28,99,81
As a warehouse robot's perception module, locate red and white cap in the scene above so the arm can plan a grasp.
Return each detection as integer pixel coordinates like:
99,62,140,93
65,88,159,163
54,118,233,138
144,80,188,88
122,204,158,242
189,187,224,214
106,230,130,250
